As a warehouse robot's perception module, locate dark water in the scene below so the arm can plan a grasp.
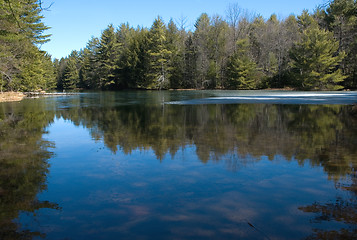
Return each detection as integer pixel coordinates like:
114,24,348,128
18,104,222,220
0,90,356,240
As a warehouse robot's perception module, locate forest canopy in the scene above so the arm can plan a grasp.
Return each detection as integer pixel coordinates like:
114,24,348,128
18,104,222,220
1,0,357,92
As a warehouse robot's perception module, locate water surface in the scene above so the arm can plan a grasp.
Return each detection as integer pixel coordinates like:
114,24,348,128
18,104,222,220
0,91,356,239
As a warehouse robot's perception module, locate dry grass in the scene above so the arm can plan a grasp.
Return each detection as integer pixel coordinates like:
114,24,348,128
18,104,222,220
0,92,25,102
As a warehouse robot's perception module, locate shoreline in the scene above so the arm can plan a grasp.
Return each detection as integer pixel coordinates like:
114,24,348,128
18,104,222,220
0,91,79,103
0,92,26,103
1,89,355,103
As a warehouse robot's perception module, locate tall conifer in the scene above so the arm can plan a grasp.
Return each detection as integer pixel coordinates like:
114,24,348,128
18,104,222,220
290,13,346,90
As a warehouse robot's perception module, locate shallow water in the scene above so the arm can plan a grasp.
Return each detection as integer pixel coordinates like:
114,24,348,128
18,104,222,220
0,90,356,239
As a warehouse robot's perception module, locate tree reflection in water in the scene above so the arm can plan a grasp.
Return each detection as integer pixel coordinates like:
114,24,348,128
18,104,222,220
0,91,356,239
57,95,357,239
0,101,59,240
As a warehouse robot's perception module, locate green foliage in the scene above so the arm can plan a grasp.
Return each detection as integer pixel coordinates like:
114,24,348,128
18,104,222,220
290,14,346,90
54,1,357,91
165,19,185,89
62,56,79,89
78,37,100,89
148,17,172,89
97,24,121,89
0,0,54,92
183,35,197,88
226,39,258,89
323,0,357,88
193,13,211,88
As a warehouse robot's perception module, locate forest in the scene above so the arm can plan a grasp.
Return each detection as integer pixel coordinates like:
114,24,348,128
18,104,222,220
1,0,357,92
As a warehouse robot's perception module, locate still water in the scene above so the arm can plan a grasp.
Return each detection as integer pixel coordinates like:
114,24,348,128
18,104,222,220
0,90,356,239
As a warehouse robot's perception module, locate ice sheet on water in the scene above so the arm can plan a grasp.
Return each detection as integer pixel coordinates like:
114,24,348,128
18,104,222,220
165,91,357,105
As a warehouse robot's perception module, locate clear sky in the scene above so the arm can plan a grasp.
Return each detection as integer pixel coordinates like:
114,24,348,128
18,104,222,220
40,0,327,59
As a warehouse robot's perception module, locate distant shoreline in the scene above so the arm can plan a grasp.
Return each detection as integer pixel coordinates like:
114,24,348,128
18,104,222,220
1,89,355,103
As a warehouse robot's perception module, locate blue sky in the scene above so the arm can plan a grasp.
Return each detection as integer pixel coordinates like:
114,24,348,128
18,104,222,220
40,0,326,59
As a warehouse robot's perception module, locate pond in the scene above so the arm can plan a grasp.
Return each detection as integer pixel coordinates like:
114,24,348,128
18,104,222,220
0,90,357,239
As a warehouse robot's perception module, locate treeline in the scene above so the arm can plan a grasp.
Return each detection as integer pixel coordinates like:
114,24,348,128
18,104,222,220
1,1,356,92
0,0,56,92
56,0,357,91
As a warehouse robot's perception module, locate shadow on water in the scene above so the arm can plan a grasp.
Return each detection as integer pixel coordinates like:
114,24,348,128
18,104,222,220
0,90,356,239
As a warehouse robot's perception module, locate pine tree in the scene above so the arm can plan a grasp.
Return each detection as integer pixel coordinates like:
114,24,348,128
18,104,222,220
130,28,151,88
19,44,45,91
165,19,184,89
79,37,100,89
184,34,197,89
0,0,52,91
148,17,172,89
117,28,138,89
61,52,80,89
323,0,357,88
19,0,51,44
226,39,258,89
290,13,346,90
116,23,133,88
97,24,121,89
193,13,211,88
41,53,56,90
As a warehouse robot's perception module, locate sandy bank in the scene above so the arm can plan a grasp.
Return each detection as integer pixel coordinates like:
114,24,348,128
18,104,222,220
0,92,25,103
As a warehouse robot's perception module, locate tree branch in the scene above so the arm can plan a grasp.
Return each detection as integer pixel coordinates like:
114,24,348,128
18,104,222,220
5,0,22,30
1,70,13,82
38,0,54,11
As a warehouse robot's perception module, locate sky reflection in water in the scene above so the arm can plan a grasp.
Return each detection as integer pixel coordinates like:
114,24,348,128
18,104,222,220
0,91,355,239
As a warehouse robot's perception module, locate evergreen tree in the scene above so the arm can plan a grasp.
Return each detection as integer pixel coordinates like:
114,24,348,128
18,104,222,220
117,27,138,88
55,58,67,90
19,46,55,91
41,53,57,90
61,52,80,89
131,28,151,88
193,13,211,88
290,13,346,90
97,24,121,89
148,17,172,89
184,34,197,89
226,39,258,89
0,0,52,91
323,0,357,88
116,23,133,88
166,19,185,89
79,37,100,89
18,0,51,44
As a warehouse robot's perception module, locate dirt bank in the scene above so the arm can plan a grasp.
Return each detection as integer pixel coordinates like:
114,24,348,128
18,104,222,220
0,92,25,103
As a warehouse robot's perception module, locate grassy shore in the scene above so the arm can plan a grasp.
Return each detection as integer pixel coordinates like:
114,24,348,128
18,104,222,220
0,92,25,102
